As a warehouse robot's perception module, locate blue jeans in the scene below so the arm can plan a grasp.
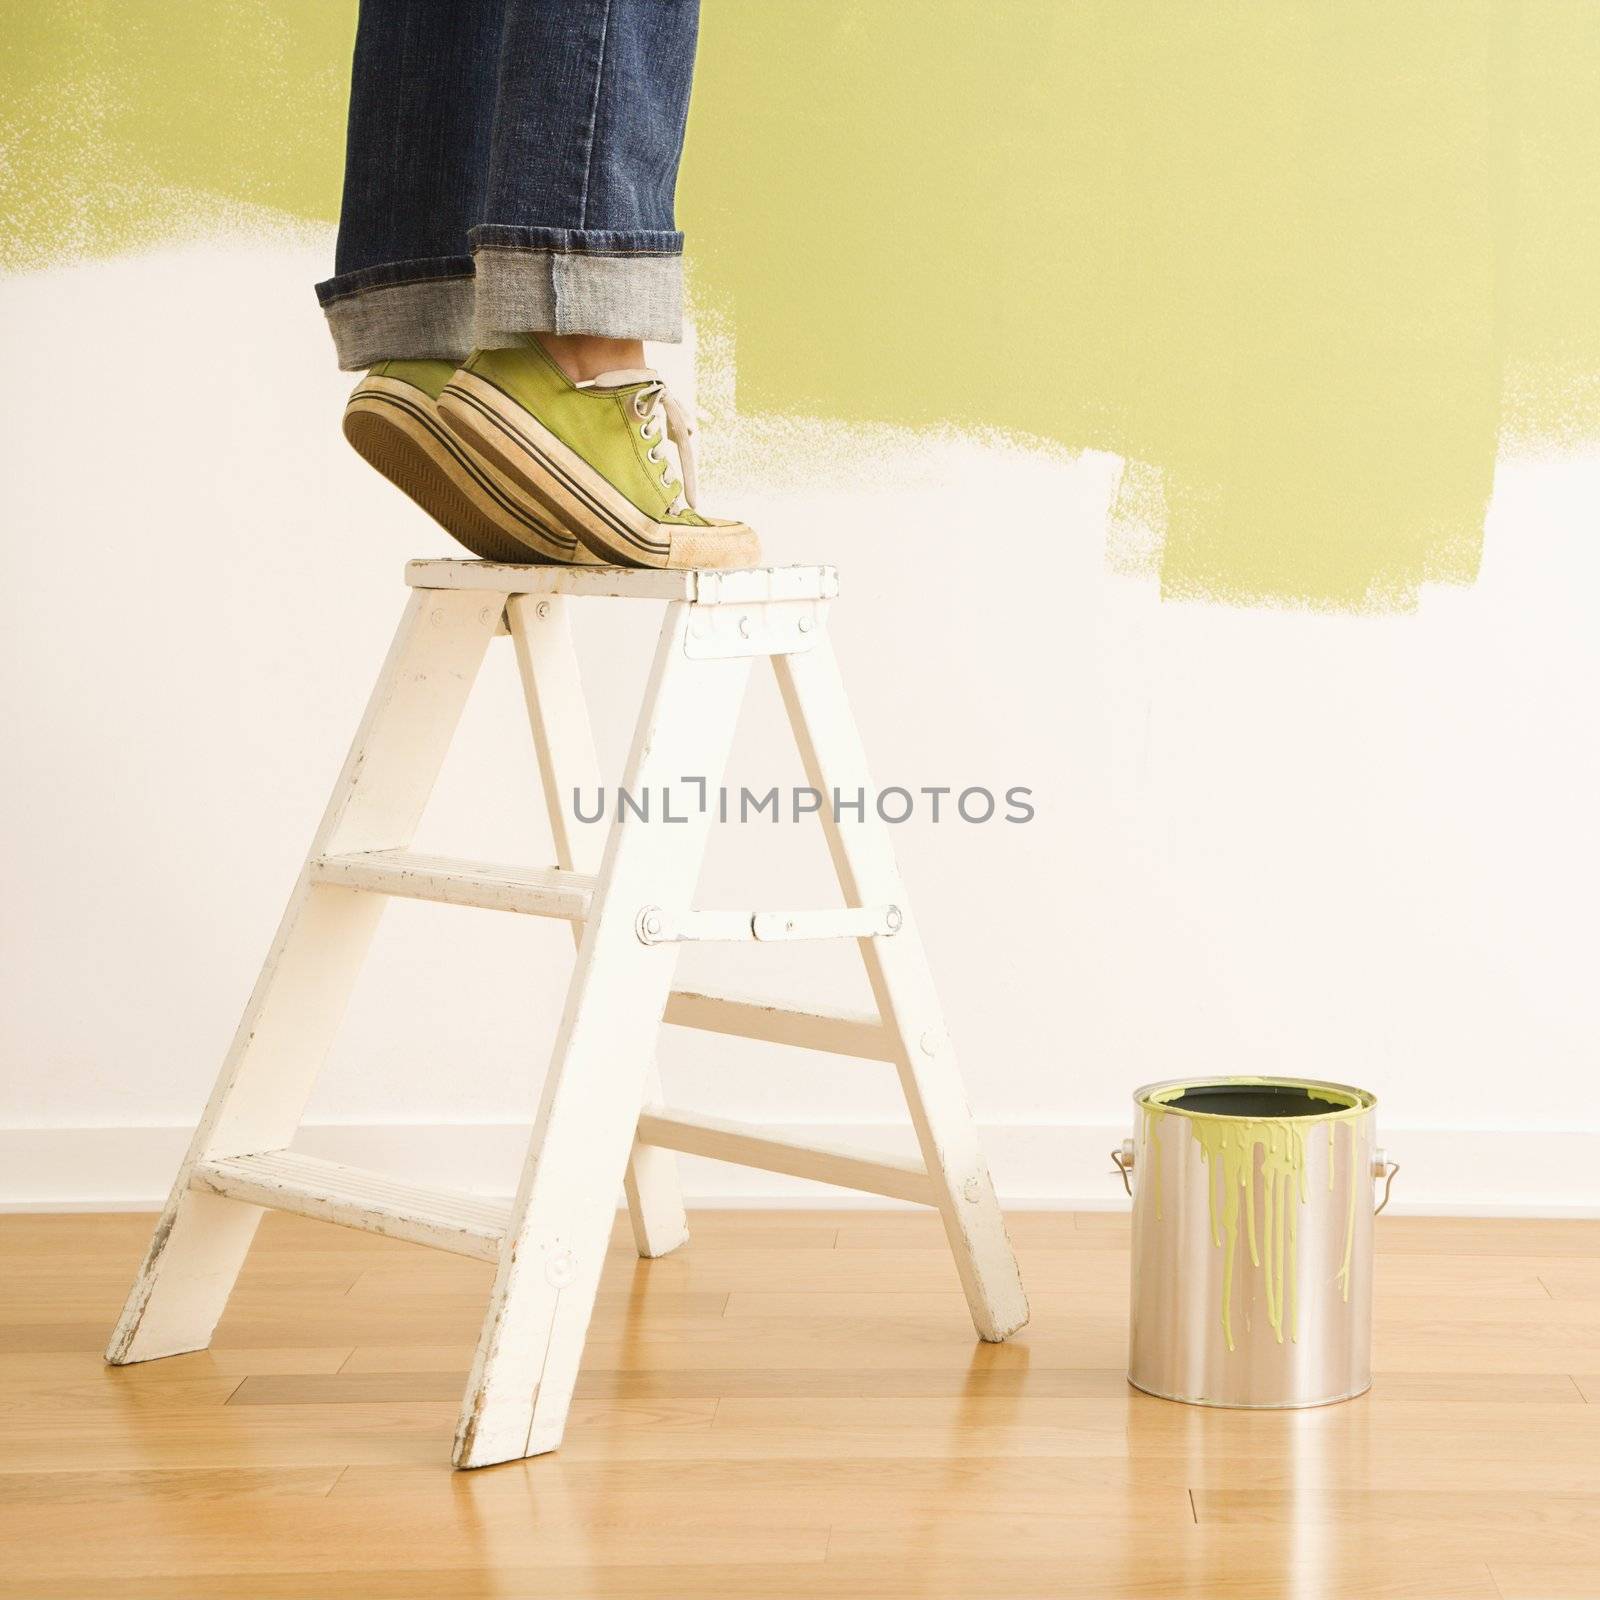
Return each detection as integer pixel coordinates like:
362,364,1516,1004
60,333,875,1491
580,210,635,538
316,0,700,370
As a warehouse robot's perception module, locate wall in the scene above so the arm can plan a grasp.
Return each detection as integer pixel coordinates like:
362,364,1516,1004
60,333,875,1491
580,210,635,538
3,3,1597,1213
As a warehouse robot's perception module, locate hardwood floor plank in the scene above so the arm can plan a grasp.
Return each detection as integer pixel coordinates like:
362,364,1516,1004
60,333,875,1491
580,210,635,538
820,1541,1503,1599
1194,1488,1600,1561
1490,1563,1600,1599
327,1454,1201,1503
1536,1261,1600,1299
1,1506,831,1579
1371,1217,1600,1258
0,1465,343,1505
227,1372,469,1406
0,1559,1499,1600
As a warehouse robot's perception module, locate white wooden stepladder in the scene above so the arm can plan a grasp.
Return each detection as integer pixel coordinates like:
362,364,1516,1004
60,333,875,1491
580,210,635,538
107,558,1029,1468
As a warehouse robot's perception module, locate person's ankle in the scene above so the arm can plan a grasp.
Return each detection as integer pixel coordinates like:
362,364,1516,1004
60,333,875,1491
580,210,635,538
534,332,647,384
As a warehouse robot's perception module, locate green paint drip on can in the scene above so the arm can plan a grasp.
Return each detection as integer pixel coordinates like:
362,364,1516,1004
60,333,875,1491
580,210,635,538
1141,1103,1165,1223
1138,1078,1374,1352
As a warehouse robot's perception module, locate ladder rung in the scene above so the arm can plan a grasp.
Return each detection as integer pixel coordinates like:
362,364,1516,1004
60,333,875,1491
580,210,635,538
311,850,594,921
190,1151,508,1261
635,1109,933,1205
663,989,897,1061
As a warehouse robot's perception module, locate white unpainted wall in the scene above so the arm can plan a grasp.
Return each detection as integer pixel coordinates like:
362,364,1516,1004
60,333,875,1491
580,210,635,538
2,230,1596,1214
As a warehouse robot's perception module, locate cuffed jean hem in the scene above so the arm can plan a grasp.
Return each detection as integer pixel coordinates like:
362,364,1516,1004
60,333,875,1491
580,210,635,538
314,231,685,368
470,224,685,346
315,257,477,371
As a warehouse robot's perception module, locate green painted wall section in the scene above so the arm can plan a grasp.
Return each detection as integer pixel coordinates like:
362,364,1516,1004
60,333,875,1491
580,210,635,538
686,1,1600,610
0,1,353,262
4,1,1597,610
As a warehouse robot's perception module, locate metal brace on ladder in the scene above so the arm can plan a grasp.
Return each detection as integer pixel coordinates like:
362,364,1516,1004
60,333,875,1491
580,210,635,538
635,903,902,944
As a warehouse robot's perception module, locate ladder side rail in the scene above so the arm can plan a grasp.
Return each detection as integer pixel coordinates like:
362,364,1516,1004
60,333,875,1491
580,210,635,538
507,593,688,1259
772,629,1030,1343
456,601,750,1467
107,588,502,1364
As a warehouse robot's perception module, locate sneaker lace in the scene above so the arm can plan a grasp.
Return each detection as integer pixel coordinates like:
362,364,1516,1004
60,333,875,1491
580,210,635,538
577,368,698,514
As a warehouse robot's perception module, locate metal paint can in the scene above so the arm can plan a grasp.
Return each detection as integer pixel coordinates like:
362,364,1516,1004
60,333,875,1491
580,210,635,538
1114,1077,1397,1409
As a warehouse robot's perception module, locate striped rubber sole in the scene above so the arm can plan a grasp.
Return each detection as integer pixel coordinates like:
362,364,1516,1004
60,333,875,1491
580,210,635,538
437,370,759,571
343,376,583,566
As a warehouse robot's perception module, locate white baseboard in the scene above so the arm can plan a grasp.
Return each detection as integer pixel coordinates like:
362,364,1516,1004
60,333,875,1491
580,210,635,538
2,1122,1596,1216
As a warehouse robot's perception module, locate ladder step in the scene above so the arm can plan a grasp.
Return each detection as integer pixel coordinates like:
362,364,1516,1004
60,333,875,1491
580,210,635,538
635,1109,934,1206
311,849,594,921
663,989,896,1061
190,1151,508,1261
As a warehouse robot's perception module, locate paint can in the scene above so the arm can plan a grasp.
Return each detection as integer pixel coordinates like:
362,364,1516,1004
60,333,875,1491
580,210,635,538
1112,1077,1398,1409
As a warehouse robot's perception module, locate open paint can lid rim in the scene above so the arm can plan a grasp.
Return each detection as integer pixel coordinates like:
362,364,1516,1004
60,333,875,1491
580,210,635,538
1133,1075,1377,1124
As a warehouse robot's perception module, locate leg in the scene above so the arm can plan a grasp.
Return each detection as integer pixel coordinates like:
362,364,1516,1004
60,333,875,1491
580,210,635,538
474,0,701,347
107,590,501,1364
455,602,748,1467
317,0,506,369
773,632,1029,1343
507,592,688,1258
427,1,755,567
320,2,585,563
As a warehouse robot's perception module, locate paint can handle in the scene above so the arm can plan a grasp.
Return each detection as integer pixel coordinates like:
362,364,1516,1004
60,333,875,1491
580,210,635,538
1111,1140,1135,1198
1372,1151,1400,1215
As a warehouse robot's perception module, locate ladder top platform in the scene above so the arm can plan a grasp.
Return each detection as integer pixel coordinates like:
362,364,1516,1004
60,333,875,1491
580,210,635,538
407,559,840,605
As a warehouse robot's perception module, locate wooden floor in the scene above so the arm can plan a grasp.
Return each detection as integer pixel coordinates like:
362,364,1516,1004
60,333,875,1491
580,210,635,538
3,1209,1599,1599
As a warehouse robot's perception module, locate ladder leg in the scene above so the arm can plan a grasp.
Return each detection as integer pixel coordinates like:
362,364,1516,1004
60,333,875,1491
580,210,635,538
507,594,688,1259
455,602,749,1466
107,589,502,1364
772,632,1029,1342
619,1121,688,1259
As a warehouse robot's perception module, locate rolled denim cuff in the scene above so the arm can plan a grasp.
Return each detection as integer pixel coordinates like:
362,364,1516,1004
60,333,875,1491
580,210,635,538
470,225,684,346
315,256,476,371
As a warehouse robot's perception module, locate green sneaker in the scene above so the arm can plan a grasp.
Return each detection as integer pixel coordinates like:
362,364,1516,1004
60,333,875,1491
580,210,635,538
436,341,760,570
343,360,586,565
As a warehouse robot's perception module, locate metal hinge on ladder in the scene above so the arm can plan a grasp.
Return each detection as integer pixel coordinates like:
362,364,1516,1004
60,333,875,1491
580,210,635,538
683,598,825,659
635,904,902,944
